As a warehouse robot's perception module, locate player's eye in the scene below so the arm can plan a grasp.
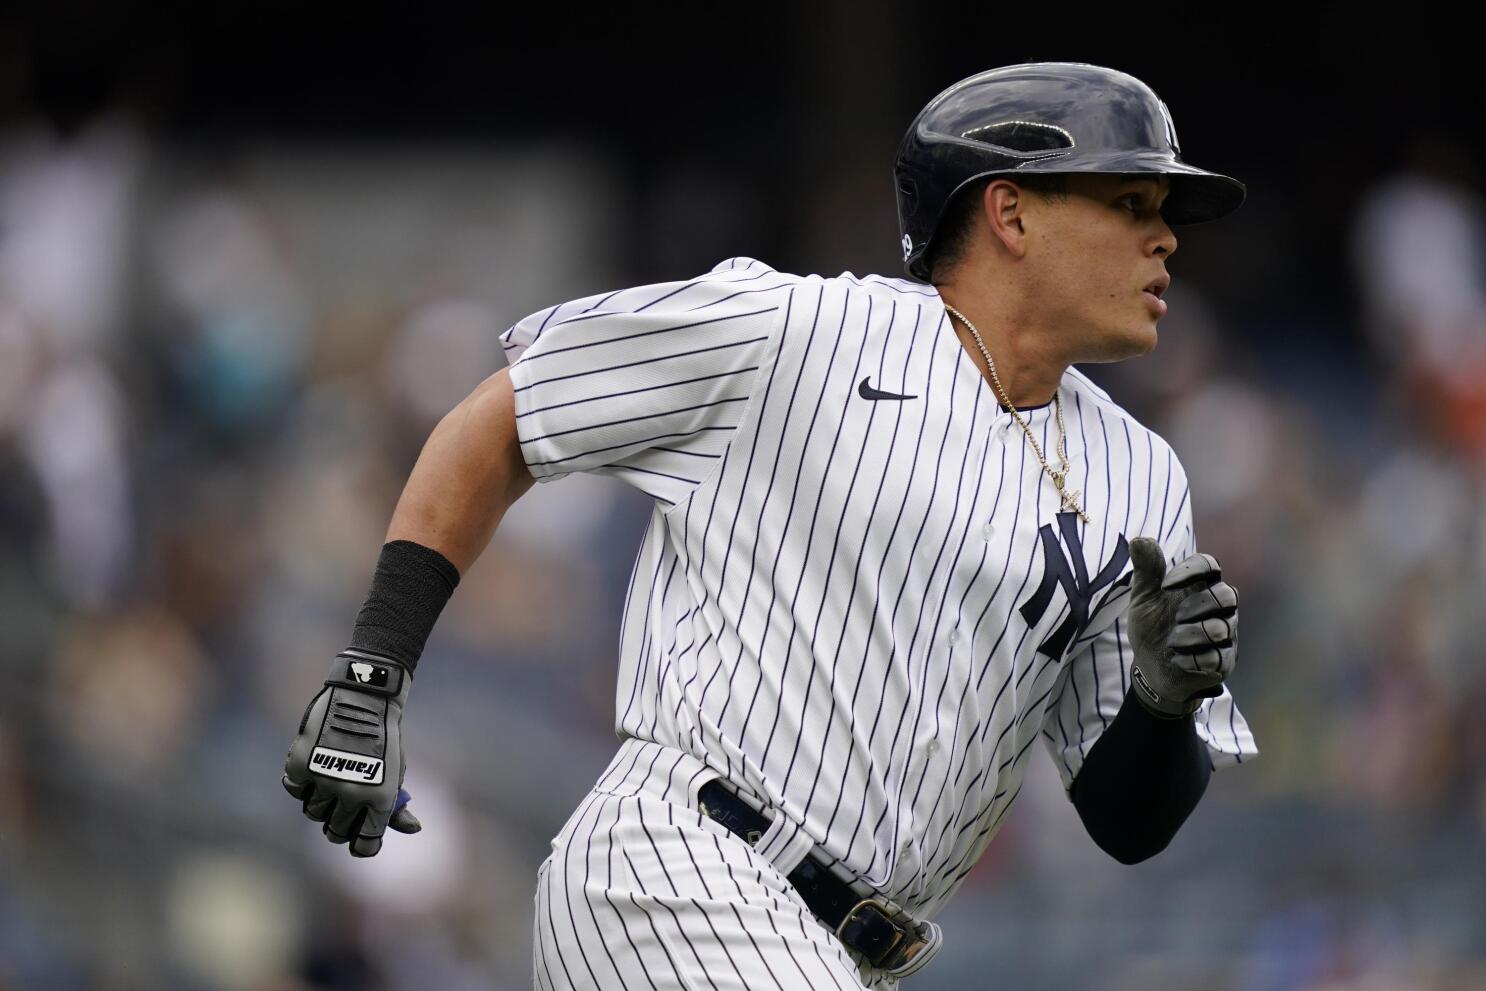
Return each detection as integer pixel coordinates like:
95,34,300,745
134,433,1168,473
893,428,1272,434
1118,194,1143,213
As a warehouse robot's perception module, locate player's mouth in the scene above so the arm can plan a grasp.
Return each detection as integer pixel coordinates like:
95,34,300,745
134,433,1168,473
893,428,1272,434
1142,275,1169,318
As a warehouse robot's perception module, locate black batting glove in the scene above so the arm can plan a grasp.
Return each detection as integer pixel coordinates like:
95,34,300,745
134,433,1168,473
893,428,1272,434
1127,537,1239,718
282,648,422,857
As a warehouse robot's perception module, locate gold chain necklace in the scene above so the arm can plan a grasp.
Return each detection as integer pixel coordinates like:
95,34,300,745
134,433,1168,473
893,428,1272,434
943,304,1090,524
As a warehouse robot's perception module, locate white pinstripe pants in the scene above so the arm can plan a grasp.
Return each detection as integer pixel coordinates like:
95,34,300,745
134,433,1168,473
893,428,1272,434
533,739,898,991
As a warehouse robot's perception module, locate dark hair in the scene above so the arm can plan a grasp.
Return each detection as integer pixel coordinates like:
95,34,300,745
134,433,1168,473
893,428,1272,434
924,173,1070,283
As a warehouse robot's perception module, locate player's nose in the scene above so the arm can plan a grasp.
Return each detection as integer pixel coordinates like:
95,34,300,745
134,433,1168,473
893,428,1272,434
1151,217,1178,258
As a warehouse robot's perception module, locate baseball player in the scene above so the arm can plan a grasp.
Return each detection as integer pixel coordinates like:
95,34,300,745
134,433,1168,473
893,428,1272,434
282,62,1256,988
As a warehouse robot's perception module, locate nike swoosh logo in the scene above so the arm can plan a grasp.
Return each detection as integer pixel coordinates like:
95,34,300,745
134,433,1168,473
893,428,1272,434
858,377,918,401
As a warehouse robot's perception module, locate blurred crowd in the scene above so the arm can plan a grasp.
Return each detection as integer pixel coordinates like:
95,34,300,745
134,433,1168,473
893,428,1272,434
2,97,1485,991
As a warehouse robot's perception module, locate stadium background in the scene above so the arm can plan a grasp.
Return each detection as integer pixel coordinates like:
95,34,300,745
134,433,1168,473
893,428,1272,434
2,6,1484,989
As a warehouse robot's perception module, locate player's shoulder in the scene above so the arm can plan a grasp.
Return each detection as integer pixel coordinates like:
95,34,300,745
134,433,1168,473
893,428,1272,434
500,258,800,363
822,269,944,305
1062,367,1186,475
703,263,943,309
1062,366,1117,410
576,256,803,316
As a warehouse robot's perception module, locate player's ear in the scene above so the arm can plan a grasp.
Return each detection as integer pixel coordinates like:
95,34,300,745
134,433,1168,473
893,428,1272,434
983,179,1028,258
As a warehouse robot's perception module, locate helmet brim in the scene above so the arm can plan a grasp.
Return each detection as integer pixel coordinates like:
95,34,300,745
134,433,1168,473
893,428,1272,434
1009,151,1247,224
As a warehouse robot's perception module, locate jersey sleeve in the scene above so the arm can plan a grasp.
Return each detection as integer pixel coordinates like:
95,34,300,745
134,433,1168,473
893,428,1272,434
1041,446,1258,793
499,258,792,505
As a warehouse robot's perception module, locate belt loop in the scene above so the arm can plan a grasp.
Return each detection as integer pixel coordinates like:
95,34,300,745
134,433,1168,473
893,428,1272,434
755,816,815,876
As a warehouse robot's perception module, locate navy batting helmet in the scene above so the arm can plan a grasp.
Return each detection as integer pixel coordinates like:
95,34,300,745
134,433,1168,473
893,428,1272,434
895,62,1246,282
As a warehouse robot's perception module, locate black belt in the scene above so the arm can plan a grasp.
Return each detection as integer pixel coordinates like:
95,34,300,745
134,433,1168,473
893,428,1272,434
696,779,932,973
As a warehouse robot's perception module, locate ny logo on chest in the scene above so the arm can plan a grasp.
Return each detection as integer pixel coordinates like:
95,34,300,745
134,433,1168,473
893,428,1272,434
1018,512,1132,659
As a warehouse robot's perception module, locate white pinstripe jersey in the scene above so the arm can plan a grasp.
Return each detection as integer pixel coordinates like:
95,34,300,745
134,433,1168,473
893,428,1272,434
501,257,1256,918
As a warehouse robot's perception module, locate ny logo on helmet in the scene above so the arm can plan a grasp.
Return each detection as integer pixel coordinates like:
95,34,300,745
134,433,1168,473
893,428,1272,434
901,233,913,261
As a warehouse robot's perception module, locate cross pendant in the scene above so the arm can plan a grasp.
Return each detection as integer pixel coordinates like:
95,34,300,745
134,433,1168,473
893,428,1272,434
1061,488,1090,523
1051,472,1089,522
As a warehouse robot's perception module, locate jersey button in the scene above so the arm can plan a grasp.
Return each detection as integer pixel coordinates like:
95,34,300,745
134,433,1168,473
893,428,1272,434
926,740,941,755
947,628,959,646
981,523,995,540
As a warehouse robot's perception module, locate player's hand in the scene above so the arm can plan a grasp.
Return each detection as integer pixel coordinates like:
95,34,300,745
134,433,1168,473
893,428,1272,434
282,649,424,856
1126,537,1238,718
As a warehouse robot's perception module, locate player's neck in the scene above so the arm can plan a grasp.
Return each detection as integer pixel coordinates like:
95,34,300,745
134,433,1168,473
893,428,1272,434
934,283,1068,409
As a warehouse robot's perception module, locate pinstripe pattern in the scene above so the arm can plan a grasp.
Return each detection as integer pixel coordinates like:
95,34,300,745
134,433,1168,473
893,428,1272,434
503,259,791,505
537,738,891,990
506,258,1256,983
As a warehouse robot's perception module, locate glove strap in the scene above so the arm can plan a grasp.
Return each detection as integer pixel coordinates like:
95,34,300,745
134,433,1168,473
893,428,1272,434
1131,664,1200,719
325,648,410,698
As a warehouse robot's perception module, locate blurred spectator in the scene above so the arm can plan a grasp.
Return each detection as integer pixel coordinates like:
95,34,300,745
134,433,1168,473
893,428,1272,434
1352,134,1486,467
150,181,311,443
0,110,144,608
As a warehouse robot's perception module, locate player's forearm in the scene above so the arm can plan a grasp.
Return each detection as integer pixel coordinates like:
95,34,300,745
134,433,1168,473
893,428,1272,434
386,367,535,575
1069,686,1212,865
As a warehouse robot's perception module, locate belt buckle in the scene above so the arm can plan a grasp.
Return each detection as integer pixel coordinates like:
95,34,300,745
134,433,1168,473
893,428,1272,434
834,898,943,978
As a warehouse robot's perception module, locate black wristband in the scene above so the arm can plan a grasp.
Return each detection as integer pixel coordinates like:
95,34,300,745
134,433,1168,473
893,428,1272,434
348,540,461,673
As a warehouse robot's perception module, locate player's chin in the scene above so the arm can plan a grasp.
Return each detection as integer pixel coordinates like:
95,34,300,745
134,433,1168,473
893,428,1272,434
1128,321,1160,356
1085,322,1158,364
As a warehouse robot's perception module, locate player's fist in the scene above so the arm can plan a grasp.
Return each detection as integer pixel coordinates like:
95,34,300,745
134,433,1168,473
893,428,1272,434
282,649,423,856
1126,537,1238,718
